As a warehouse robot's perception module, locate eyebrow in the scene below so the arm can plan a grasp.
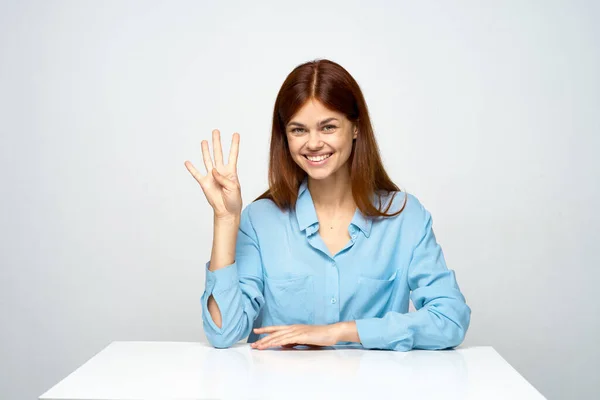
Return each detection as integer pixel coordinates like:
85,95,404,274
287,117,339,128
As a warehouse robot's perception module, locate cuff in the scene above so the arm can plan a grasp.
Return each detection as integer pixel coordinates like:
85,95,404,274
355,318,387,349
205,260,239,295
202,261,239,334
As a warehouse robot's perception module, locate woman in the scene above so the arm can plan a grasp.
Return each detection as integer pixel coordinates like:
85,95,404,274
184,59,471,351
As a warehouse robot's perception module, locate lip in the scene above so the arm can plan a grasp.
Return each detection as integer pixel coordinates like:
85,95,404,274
303,153,332,166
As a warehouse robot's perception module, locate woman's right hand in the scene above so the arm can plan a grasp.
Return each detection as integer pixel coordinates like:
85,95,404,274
184,129,242,219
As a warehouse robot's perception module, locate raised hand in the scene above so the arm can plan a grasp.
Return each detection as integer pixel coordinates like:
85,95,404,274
185,129,242,219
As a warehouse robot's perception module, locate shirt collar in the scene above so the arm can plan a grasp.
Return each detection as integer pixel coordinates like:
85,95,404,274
295,176,372,237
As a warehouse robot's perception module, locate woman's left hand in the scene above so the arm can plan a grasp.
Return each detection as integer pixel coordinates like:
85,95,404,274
251,324,341,350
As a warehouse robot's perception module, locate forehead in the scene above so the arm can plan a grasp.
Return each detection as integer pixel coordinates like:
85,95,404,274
290,99,346,122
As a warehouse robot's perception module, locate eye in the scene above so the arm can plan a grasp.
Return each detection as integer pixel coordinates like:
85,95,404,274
289,125,337,134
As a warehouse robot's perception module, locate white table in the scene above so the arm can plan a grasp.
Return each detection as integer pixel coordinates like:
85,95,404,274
39,341,545,399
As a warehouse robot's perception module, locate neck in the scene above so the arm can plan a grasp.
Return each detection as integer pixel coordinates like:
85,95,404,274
307,169,354,213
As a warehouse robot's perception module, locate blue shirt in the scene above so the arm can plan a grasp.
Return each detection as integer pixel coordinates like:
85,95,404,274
201,178,471,351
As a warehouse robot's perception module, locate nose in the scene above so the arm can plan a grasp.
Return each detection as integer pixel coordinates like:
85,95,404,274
306,131,324,150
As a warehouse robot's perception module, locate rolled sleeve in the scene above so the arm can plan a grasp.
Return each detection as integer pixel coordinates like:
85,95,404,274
205,260,239,295
355,318,389,349
201,261,240,333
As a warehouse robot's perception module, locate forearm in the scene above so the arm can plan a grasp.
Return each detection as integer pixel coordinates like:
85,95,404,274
207,214,240,328
355,299,471,351
209,214,240,271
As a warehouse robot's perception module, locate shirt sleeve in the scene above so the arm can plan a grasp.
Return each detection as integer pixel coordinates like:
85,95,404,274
354,205,471,351
201,206,265,348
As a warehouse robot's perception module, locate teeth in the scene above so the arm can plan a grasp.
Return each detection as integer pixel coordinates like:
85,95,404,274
306,154,332,162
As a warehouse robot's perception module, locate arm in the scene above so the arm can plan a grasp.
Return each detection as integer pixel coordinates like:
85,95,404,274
206,214,240,328
201,206,265,348
354,207,471,351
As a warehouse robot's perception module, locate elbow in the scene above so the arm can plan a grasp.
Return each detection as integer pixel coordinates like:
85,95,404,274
204,320,244,348
426,301,471,350
444,302,471,349
203,317,251,349
206,333,237,349
203,321,241,349
446,323,467,349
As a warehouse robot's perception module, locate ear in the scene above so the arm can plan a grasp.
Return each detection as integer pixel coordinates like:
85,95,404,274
353,126,358,140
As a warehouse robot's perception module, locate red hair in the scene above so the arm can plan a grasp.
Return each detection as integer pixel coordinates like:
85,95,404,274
255,59,406,218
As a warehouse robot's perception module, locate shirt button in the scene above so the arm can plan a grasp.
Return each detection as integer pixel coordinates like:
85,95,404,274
331,297,337,304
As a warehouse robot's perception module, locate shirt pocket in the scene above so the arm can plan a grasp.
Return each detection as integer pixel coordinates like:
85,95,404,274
350,269,398,319
264,274,315,325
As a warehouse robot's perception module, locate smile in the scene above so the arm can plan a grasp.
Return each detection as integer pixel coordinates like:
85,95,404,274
303,153,332,165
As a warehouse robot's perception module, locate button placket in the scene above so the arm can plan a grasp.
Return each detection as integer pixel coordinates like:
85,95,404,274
330,261,337,305
324,258,340,324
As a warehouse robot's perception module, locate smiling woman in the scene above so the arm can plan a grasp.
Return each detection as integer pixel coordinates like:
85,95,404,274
254,59,406,219
185,58,471,351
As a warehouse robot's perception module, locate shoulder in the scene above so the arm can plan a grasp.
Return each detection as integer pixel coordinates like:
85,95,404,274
244,198,285,220
376,190,431,228
370,191,434,250
240,198,288,230
238,198,292,245
378,190,427,215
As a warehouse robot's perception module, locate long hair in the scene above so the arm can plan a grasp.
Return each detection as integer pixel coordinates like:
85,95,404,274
254,59,407,218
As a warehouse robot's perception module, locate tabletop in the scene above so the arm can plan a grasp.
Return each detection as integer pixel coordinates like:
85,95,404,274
39,341,545,400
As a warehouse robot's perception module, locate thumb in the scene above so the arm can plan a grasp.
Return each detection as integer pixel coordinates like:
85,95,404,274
212,169,237,190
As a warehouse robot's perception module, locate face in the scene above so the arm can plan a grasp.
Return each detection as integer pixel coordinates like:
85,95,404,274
285,99,357,181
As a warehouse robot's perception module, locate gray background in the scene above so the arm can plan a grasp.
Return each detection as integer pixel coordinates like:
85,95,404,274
1,1,598,399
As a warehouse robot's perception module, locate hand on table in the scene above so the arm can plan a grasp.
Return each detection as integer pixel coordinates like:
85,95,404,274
251,324,342,350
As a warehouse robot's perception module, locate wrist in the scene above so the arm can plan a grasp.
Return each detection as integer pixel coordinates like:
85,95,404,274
214,213,240,226
332,321,359,343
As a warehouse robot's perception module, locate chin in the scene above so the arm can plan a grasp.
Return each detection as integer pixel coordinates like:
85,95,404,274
305,171,333,180
304,163,339,180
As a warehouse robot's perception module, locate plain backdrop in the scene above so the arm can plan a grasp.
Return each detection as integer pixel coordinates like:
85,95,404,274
1,1,598,399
